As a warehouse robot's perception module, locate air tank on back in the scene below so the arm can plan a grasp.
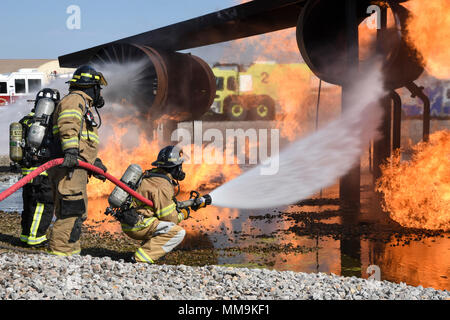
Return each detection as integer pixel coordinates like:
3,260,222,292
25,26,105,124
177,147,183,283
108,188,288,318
9,122,23,162
89,43,216,121
27,98,55,150
108,164,143,208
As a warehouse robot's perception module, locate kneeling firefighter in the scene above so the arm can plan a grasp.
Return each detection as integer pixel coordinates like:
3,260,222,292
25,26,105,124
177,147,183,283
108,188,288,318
104,145,211,263
9,88,60,247
47,65,108,256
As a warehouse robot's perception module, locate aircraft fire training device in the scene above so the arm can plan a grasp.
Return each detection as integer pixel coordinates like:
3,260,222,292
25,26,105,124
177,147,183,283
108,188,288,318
53,0,437,208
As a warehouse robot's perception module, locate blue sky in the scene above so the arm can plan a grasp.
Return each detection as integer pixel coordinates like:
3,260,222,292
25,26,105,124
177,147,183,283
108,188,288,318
1,0,239,59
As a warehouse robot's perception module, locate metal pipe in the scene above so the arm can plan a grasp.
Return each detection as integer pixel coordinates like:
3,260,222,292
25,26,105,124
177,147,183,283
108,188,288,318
405,82,431,142
372,6,391,183
390,90,402,150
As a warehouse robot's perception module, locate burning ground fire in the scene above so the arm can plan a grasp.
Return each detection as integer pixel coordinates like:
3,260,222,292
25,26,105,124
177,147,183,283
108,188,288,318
376,130,450,231
375,0,450,231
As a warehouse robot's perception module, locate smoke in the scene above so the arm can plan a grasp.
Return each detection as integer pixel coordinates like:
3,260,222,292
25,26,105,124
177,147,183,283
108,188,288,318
210,65,386,209
0,60,160,157
95,59,150,113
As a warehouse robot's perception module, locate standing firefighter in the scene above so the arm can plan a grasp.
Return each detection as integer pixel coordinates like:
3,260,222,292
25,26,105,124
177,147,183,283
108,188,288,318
48,65,108,256
105,146,211,263
11,88,60,247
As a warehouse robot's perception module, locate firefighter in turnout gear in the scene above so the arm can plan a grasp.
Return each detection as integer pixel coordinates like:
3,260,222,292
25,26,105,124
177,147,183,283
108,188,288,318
107,146,191,263
17,88,60,247
47,65,108,256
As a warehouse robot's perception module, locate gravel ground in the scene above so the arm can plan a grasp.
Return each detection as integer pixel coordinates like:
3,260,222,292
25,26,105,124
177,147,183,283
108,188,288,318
0,251,448,300
0,155,11,167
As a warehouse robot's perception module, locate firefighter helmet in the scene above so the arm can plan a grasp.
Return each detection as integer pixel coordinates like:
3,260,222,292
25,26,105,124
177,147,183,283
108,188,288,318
67,65,108,87
36,88,60,102
151,145,185,168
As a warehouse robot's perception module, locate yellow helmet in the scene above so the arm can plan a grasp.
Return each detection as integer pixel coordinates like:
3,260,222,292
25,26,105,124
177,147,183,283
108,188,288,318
68,65,108,87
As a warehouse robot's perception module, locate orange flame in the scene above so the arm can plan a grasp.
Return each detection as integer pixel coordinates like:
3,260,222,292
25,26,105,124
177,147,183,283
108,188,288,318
405,0,450,79
85,111,242,232
376,130,450,231
220,25,342,141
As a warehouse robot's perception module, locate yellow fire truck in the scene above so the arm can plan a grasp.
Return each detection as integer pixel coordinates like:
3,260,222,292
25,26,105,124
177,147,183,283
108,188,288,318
209,62,313,121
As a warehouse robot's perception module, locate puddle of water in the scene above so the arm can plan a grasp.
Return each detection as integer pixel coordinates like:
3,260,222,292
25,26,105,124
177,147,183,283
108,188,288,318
0,174,22,212
178,201,450,291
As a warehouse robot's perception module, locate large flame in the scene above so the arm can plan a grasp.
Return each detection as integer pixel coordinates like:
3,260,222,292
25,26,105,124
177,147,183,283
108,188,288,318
85,108,242,232
220,25,342,141
405,0,450,79
376,130,450,231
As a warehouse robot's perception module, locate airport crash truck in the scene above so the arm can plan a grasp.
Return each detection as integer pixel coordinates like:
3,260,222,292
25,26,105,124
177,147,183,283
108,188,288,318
209,62,313,121
209,62,450,121
0,69,45,106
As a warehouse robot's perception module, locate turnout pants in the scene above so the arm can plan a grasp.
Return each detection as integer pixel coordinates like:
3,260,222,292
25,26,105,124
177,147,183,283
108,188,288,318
47,167,88,256
20,171,54,246
122,218,186,263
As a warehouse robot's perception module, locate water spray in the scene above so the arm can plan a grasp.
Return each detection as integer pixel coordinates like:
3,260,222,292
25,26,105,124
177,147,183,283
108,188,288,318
209,68,385,209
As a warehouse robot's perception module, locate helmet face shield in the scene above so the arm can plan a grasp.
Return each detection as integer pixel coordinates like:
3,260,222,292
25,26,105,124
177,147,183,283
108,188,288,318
96,72,108,86
152,146,185,168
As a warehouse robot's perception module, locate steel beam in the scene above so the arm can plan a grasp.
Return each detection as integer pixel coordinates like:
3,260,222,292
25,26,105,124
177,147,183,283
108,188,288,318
59,0,307,67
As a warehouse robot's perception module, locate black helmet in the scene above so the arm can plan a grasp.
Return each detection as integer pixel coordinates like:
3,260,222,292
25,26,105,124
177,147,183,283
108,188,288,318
36,88,60,102
152,145,185,168
67,65,108,88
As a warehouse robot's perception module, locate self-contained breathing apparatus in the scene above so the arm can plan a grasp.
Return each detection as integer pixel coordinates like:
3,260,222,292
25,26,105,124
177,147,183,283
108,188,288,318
9,88,102,168
9,89,60,167
104,163,212,227
105,164,144,226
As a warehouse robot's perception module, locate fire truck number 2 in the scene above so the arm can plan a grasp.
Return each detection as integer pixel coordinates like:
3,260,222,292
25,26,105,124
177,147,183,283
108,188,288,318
261,72,270,84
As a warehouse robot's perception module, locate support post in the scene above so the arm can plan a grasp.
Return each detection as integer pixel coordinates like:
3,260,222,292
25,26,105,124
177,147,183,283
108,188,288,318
391,90,402,150
405,82,431,142
372,6,392,183
339,0,360,211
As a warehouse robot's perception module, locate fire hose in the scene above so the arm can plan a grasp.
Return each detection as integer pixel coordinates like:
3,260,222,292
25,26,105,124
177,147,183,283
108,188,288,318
0,158,154,207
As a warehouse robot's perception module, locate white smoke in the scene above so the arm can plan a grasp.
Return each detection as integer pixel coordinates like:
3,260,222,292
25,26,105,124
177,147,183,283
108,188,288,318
0,77,72,156
210,66,386,209
95,59,150,111
0,60,152,157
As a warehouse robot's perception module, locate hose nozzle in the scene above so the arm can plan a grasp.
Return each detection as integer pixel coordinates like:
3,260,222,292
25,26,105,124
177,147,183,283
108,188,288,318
202,194,212,206
177,191,212,211
192,192,211,211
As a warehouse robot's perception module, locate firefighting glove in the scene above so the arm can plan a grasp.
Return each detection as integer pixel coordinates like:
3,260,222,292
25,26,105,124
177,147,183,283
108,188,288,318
178,207,190,220
92,158,107,182
118,208,140,227
60,148,79,169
